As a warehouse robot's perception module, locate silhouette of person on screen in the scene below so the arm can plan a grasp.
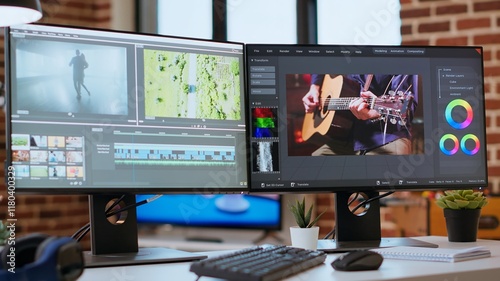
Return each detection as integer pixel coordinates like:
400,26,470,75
69,49,89,98
80,53,91,96
302,74,417,156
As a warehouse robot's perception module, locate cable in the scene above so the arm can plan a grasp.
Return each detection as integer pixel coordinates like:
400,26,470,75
350,191,394,214
71,222,90,240
106,194,162,217
72,194,126,241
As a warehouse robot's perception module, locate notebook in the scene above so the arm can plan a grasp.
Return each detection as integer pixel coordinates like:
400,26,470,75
373,246,491,262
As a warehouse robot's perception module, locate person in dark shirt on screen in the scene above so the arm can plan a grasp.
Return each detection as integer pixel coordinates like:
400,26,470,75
301,74,418,156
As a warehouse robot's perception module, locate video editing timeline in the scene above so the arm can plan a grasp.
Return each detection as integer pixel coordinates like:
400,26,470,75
114,143,236,165
246,45,487,191
7,24,247,190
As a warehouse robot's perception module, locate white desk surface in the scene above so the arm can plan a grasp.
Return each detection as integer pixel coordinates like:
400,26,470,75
79,236,500,281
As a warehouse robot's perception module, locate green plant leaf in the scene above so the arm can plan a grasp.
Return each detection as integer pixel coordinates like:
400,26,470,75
464,195,475,200
436,200,447,208
290,203,306,228
308,209,327,228
462,190,473,196
289,197,326,228
443,195,455,201
298,198,305,219
466,201,480,209
478,200,488,208
445,200,459,209
444,190,454,196
455,199,470,208
304,204,313,227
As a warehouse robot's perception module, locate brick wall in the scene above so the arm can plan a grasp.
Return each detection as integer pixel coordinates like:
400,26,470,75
316,0,500,238
0,0,112,249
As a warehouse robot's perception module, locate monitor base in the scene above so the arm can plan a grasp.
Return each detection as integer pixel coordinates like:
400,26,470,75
84,247,207,268
317,237,438,253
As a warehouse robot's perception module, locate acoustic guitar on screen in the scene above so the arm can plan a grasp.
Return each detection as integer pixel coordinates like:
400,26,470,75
301,74,414,142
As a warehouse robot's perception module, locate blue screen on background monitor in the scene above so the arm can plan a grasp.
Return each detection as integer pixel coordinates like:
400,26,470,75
136,194,281,230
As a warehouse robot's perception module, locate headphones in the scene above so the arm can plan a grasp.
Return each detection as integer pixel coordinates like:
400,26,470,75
0,233,84,281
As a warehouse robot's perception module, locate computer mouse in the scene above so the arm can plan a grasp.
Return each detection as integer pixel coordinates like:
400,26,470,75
331,250,383,271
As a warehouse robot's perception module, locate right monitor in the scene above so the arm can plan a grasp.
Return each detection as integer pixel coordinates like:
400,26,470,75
246,44,488,251
246,45,487,193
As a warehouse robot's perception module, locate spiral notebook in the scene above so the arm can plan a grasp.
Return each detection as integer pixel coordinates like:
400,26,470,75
373,246,491,262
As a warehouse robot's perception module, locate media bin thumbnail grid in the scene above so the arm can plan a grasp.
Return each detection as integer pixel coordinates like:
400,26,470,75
11,134,85,180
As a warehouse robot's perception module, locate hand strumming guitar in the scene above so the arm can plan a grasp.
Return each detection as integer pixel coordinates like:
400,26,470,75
302,84,321,113
349,91,382,121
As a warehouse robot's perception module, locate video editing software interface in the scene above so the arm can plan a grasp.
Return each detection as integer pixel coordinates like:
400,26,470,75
6,24,247,191
247,45,487,192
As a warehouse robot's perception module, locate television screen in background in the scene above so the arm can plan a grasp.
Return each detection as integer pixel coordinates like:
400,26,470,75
136,194,281,230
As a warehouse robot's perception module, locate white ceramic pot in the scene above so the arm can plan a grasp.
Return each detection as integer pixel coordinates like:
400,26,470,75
289,226,319,250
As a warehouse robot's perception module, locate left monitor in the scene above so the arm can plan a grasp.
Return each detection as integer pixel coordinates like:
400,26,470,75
5,23,248,193
4,23,248,266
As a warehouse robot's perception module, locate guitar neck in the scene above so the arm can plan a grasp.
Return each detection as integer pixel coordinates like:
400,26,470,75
325,97,361,111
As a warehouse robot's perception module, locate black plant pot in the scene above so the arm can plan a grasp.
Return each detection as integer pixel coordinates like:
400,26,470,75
443,208,481,242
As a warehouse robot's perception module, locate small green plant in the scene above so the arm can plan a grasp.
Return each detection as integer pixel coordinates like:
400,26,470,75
0,220,9,245
436,189,488,210
289,197,326,228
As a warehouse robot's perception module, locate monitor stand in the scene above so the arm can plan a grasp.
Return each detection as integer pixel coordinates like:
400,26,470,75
317,191,438,253
84,194,207,268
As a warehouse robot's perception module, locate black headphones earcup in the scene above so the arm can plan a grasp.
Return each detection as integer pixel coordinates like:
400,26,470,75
1,233,50,269
34,236,58,261
32,236,84,281
1,234,84,281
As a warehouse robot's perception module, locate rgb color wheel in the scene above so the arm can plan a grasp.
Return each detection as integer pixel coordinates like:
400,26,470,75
439,134,459,155
460,134,480,155
445,99,473,129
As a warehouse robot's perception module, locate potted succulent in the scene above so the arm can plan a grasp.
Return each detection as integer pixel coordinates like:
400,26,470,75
289,197,326,250
435,189,488,242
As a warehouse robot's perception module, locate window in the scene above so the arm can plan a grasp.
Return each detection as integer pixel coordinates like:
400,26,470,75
151,0,401,44
157,0,212,39
227,0,297,43
317,0,401,45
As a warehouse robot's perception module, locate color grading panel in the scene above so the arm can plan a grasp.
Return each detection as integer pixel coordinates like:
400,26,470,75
437,66,484,176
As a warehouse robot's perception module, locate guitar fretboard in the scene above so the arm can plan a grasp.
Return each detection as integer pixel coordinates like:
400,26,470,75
325,97,374,110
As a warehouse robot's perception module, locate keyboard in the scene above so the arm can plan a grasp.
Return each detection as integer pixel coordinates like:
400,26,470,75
189,245,327,281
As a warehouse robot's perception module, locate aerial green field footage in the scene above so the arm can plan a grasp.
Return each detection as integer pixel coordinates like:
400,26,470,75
144,49,241,120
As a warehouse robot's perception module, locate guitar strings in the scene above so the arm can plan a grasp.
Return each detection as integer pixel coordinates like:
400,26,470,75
321,75,414,141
